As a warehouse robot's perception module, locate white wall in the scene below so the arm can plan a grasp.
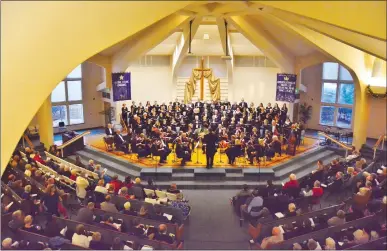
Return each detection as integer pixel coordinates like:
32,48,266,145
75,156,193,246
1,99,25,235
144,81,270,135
115,66,174,119
231,66,286,105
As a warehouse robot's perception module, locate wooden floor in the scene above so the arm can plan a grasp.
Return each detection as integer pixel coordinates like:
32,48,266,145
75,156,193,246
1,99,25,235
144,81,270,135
84,135,319,169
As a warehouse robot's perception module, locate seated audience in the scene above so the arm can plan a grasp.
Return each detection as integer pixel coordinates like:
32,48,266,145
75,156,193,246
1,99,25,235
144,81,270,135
8,210,24,230
94,179,108,194
123,176,134,189
74,202,95,224
152,224,174,244
353,229,370,244
240,190,263,219
89,232,111,250
72,224,92,248
293,243,302,250
307,239,323,250
98,215,120,232
101,195,119,213
109,175,123,194
33,151,46,165
119,187,132,200
88,160,95,172
138,206,149,218
151,207,169,223
2,238,15,250
260,227,284,249
121,202,137,216
22,215,43,234
170,193,191,218
167,183,181,194
327,210,346,226
285,203,297,218
130,219,147,237
94,164,104,178
21,185,32,200
70,169,78,181
145,178,158,191
62,166,71,178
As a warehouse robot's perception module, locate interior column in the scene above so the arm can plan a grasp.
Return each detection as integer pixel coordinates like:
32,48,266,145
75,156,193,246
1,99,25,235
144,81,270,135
352,82,370,150
36,96,54,149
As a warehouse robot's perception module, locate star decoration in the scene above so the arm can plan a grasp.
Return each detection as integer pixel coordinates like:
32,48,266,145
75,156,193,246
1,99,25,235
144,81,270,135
119,75,124,80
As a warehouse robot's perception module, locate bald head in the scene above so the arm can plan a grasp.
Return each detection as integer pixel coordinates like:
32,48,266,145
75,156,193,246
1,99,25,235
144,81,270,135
272,227,281,236
158,224,167,234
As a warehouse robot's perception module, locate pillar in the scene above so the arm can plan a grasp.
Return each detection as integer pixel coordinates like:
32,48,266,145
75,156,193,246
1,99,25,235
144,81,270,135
352,82,370,150
36,96,54,148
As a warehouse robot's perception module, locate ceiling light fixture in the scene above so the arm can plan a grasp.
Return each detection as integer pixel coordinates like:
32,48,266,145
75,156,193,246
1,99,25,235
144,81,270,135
203,33,210,40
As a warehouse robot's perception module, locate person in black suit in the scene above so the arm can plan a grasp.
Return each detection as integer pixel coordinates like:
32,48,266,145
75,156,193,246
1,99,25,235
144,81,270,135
202,128,218,169
153,224,174,244
114,130,129,154
105,123,115,136
121,103,129,126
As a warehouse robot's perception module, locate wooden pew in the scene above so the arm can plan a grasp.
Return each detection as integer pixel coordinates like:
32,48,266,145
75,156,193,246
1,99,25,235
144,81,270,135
92,208,184,241
45,151,99,180
345,236,387,250
53,216,178,250
110,195,185,224
17,229,89,250
257,203,344,238
269,213,387,250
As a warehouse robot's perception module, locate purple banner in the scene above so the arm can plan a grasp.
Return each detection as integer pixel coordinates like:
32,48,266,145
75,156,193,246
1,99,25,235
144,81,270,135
276,73,297,103
112,72,131,101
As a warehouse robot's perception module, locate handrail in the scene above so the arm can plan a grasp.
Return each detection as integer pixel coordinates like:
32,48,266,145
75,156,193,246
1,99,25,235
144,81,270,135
57,131,91,149
120,113,128,133
23,134,35,149
45,151,99,179
372,133,386,159
318,132,352,156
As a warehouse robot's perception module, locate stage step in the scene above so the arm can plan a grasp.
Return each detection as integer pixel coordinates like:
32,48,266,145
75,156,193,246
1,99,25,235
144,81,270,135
150,180,282,190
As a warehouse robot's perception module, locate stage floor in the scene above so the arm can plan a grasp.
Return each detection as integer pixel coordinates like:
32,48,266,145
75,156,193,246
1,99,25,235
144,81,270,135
83,135,320,169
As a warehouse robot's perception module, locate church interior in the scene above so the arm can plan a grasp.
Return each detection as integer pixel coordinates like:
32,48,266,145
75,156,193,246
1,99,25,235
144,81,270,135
2,1,387,250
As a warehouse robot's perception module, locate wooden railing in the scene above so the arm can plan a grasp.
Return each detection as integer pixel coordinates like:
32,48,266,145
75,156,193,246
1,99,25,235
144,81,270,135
23,134,34,149
56,131,90,157
372,133,386,159
318,132,352,157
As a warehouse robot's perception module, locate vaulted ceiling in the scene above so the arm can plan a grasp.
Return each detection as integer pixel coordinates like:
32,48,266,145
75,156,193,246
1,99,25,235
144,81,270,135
88,1,385,76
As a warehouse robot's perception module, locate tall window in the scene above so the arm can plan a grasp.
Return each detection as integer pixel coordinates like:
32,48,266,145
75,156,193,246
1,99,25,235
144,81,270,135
319,63,355,128
51,65,84,127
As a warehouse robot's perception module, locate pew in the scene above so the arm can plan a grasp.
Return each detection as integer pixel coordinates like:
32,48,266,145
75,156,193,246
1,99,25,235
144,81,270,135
110,194,186,224
45,151,99,180
345,236,387,250
17,229,89,250
269,213,387,250
53,216,178,250
257,203,344,238
92,208,184,241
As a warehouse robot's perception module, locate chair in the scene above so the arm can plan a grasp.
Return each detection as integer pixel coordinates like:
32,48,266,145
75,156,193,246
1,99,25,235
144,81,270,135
103,136,114,151
144,188,156,198
166,192,177,201
145,198,158,205
155,190,167,199
235,154,248,167
132,186,145,200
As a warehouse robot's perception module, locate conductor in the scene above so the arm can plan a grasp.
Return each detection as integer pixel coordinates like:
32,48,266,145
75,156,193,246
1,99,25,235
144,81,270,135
203,128,218,169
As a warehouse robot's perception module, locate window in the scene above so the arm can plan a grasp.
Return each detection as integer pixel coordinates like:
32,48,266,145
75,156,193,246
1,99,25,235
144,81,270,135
319,63,355,128
51,64,84,127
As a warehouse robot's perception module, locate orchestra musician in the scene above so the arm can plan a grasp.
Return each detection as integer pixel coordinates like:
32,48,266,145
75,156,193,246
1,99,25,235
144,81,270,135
105,123,115,136
151,138,171,164
114,129,129,154
175,138,191,165
108,98,301,166
122,103,129,126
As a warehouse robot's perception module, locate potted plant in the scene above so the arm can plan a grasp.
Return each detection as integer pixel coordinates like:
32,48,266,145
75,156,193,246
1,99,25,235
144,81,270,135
299,102,312,126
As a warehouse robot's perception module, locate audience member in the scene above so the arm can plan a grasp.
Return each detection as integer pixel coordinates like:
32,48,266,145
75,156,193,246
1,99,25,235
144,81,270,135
324,238,336,250
75,173,89,203
95,179,108,194
75,155,86,168
72,224,92,248
89,232,110,250
123,176,134,189
98,215,120,232
307,239,322,250
151,207,169,223
138,206,149,218
22,215,43,234
353,229,370,244
166,183,181,194
74,202,95,224
33,151,46,165
121,202,137,216
260,227,284,249
146,179,158,191
42,184,61,216
87,160,95,172
285,203,297,218
293,243,302,250
109,175,123,194
236,184,252,198
44,215,61,237
327,210,346,226
101,195,119,213
8,210,24,230
2,238,15,250
70,169,78,181
21,185,32,200
240,190,263,219
153,224,174,244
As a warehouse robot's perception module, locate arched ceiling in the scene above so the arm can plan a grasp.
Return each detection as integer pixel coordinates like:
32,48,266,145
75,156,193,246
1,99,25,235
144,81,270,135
2,1,386,173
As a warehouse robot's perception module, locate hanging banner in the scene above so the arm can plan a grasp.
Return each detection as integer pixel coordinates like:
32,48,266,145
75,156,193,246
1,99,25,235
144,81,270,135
276,73,297,103
112,72,131,101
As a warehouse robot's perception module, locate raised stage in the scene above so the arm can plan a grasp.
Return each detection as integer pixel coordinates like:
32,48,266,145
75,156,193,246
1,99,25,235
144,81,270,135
84,135,319,169
65,134,342,189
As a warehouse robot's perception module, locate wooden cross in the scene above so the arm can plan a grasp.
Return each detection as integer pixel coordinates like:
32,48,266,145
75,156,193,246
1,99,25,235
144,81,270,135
194,57,211,100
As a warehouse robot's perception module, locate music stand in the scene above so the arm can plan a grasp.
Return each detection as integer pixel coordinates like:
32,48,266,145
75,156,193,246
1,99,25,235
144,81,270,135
194,141,201,164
